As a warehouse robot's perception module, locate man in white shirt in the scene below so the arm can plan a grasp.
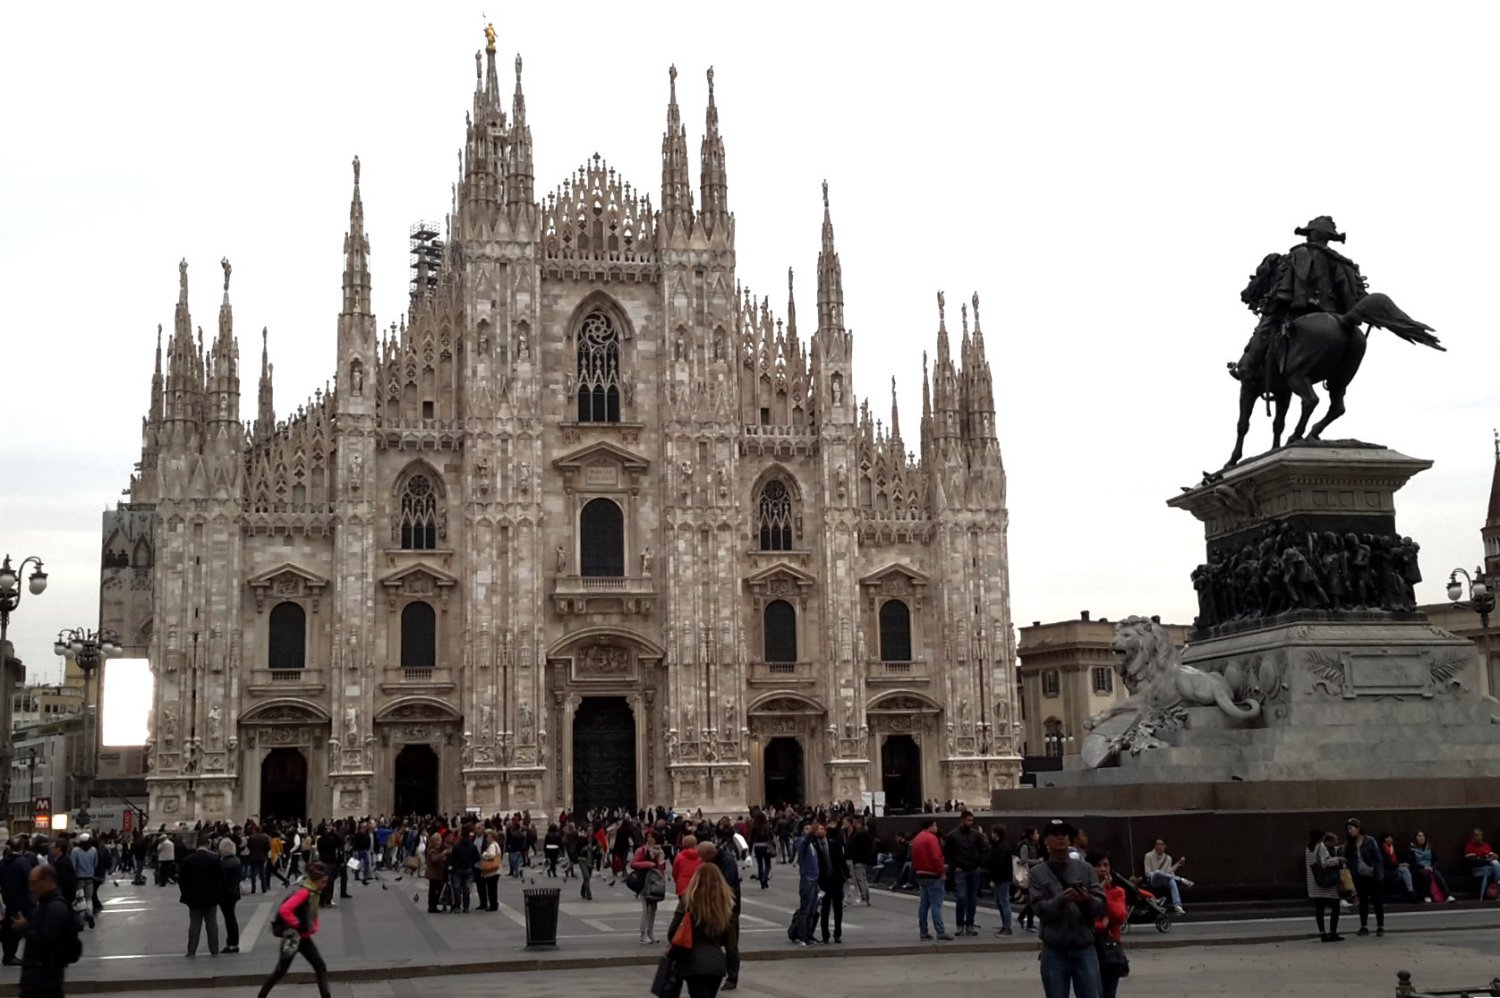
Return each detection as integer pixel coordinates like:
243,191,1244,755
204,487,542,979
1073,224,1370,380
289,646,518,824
1142,837,1193,914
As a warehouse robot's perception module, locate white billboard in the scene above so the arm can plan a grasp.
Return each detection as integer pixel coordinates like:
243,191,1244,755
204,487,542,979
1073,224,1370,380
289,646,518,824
101,658,153,747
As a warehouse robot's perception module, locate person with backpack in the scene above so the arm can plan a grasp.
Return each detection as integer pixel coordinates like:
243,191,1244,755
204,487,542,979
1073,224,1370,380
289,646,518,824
15,864,82,997
257,862,332,998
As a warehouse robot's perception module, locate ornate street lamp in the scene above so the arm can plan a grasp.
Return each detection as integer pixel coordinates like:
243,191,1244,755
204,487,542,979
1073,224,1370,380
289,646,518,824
54,627,121,817
0,553,47,834
1448,567,1496,683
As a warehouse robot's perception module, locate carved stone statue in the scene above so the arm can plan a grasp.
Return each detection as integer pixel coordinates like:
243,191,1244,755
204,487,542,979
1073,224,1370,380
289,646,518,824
207,703,223,745
162,705,178,746
1083,617,1261,768
345,705,358,740
555,544,566,572
640,545,653,576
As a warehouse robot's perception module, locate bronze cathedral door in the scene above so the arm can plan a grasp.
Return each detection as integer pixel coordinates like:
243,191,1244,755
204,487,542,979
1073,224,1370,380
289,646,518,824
572,697,637,813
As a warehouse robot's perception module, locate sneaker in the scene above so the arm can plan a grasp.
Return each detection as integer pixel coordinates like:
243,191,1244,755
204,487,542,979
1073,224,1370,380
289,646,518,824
1178,878,1195,888
1423,897,1433,904
1356,927,1370,936
723,982,738,991
1447,896,1458,904
936,933,955,941
1172,904,1186,916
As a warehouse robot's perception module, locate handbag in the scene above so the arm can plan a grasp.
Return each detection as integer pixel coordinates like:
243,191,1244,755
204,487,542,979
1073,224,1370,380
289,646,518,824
643,868,667,903
1310,859,1338,889
625,868,647,894
668,911,694,962
1012,857,1030,890
650,954,684,998
1337,867,1356,896
1098,939,1130,977
478,850,501,875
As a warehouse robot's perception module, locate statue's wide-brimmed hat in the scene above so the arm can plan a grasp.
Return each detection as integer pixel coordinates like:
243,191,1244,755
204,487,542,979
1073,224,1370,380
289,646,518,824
1295,215,1345,242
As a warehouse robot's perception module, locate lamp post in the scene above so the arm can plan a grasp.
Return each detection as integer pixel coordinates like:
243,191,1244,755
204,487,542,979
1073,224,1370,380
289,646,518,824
0,554,48,833
1448,567,1496,688
54,627,121,816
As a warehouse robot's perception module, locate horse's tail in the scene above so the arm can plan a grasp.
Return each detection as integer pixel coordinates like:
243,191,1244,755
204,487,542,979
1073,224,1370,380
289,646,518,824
1344,292,1445,351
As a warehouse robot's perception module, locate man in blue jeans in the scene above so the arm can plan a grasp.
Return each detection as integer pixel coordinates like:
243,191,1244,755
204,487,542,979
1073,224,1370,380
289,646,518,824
910,816,953,940
1029,819,1105,998
944,810,986,935
792,821,822,946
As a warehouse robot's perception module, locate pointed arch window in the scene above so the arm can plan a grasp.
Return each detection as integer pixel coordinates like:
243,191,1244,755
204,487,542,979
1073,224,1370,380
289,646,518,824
879,599,912,662
268,602,307,671
764,599,798,663
576,311,621,422
400,474,438,550
757,480,794,551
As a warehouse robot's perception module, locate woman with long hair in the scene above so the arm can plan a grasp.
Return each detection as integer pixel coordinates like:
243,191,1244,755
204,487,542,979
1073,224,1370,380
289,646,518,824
630,826,667,944
1306,829,1344,942
666,862,740,997
1409,830,1456,903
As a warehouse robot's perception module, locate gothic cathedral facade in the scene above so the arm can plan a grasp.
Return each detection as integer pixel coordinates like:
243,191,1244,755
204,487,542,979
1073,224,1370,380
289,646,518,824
104,33,1018,822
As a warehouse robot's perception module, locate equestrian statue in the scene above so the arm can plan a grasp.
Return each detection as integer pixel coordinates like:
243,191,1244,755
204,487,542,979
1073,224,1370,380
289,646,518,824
1224,216,1444,468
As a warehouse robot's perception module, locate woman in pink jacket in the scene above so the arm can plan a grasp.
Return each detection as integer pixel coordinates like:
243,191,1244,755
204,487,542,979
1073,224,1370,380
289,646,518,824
257,862,331,998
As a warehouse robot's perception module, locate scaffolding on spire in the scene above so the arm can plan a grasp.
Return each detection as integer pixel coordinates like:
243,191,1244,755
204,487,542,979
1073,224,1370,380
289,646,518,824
409,221,444,300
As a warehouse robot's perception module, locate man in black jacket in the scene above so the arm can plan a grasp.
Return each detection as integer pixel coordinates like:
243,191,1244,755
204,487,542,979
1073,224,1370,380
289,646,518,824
845,818,876,905
44,844,76,920
177,835,221,957
0,848,34,966
816,825,849,944
944,811,987,936
315,827,344,907
16,864,78,997
448,831,480,913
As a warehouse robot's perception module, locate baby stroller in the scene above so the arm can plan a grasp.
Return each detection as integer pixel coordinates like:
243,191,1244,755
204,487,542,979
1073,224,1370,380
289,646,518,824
1119,876,1173,934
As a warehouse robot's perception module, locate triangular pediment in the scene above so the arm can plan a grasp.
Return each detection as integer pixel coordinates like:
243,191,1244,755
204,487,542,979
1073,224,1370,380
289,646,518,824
247,564,331,610
744,561,818,588
247,562,330,590
379,562,459,590
859,562,930,589
552,440,650,473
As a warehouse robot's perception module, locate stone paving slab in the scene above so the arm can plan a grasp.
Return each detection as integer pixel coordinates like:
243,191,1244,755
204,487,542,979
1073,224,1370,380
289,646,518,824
24,930,1500,998
5,862,1499,995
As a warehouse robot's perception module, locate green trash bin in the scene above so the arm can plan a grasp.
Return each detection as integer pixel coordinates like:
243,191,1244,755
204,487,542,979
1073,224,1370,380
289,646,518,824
523,886,561,947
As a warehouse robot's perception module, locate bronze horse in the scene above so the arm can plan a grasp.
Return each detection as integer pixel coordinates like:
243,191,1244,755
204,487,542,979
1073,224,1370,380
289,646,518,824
1225,291,1444,467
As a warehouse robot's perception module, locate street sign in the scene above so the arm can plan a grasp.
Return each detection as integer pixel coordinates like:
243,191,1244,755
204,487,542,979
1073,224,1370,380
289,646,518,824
33,797,51,832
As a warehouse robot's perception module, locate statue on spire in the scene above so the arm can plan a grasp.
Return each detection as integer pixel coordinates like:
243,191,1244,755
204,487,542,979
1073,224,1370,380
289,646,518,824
352,155,361,185
484,22,497,53
937,290,945,324
221,257,232,291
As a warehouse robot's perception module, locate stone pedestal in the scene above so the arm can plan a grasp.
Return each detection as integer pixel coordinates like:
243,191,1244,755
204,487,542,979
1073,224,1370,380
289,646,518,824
1045,440,1496,791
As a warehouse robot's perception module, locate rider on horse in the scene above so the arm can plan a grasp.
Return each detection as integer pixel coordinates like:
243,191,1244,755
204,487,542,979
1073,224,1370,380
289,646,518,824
1231,216,1369,388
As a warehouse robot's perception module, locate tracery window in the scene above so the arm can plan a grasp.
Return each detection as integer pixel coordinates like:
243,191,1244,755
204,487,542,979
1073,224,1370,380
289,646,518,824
576,311,621,423
757,480,793,551
399,474,439,550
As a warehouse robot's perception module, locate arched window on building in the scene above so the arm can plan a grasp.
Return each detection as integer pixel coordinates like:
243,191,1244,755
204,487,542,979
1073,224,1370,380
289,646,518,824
400,601,436,668
579,498,625,577
879,599,912,662
268,602,306,671
399,474,439,550
757,479,794,551
764,599,798,663
576,311,621,422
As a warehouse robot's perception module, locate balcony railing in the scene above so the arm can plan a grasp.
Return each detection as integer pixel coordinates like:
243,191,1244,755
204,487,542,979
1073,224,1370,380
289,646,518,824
269,669,304,682
552,575,657,615
403,667,434,683
867,658,931,682
748,660,814,684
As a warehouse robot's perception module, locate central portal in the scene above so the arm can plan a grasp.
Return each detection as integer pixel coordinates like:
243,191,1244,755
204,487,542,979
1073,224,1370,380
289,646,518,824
394,744,439,815
572,696,636,814
260,748,308,820
763,737,805,806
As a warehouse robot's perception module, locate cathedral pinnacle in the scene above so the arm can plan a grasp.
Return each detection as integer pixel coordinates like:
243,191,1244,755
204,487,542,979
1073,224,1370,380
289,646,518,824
699,65,728,226
660,63,692,229
816,181,843,333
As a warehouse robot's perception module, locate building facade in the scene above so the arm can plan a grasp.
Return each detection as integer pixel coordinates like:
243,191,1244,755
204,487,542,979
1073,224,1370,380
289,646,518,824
1017,613,1189,761
106,31,1018,822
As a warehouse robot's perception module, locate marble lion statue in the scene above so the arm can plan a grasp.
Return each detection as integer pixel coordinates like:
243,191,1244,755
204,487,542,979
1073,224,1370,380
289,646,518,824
1081,615,1261,768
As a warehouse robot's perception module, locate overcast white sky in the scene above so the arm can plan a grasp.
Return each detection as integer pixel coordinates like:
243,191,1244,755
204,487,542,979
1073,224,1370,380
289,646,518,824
2,2,1495,683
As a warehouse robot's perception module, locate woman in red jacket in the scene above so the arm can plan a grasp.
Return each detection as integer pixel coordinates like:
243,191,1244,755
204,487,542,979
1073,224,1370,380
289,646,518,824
1089,853,1129,998
257,863,331,998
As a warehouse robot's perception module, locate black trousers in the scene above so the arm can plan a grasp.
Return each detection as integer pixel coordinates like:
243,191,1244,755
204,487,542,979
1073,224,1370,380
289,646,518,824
1313,897,1341,935
258,936,330,998
428,878,446,911
819,887,843,940
220,898,240,948
1353,874,1384,929
478,875,499,911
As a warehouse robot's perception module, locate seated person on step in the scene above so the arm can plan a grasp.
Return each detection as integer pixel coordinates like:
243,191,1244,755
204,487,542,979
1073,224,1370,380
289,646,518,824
1408,831,1455,903
1380,833,1414,901
1142,837,1193,914
1464,828,1500,890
